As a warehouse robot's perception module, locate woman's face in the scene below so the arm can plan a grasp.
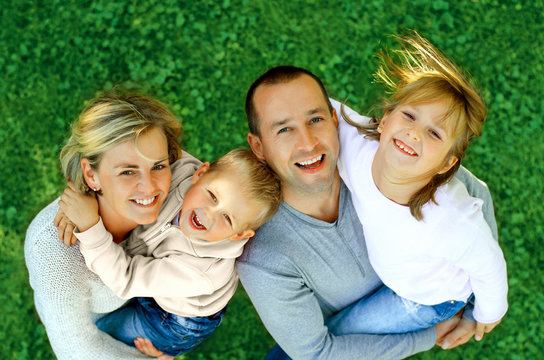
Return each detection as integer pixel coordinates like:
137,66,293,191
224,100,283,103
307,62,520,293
86,127,172,228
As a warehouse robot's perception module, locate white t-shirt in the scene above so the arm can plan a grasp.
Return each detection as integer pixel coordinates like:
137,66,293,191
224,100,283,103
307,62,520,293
334,99,508,323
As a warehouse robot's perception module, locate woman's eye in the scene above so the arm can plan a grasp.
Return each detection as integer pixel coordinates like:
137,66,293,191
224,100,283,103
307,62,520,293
208,190,217,202
153,164,166,170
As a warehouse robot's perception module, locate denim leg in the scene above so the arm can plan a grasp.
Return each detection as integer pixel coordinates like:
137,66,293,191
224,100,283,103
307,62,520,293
326,286,467,335
95,298,148,346
265,344,292,360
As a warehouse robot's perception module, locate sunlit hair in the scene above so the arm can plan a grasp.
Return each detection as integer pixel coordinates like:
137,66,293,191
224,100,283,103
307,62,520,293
343,31,486,220
60,92,183,194
207,148,282,230
245,65,333,136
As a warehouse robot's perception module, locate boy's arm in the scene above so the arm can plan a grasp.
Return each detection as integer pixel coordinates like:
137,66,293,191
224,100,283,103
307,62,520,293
75,220,215,299
237,260,436,360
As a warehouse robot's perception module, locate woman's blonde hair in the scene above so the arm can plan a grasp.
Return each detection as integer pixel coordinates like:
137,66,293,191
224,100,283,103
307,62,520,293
343,31,486,220
60,92,183,194
208,148,282,229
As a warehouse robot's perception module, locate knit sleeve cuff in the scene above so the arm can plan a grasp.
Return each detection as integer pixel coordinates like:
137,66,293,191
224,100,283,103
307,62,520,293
74,218,112,248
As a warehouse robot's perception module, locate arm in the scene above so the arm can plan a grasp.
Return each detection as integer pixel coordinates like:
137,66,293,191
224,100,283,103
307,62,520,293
237,261,435,360
24,202,148,360
76,220,214,299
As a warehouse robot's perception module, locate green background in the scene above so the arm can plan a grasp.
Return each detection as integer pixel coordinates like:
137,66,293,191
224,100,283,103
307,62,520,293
1,0,543,359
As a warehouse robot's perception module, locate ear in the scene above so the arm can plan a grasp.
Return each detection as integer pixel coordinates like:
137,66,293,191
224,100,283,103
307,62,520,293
229,229,255,241
247,133,265,161
332,108,339,128
191,162,210,184
438,155,458,174
81,158,100,190
378,113,389,133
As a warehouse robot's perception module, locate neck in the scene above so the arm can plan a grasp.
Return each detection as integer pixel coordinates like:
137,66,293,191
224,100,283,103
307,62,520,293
97,198,138,243
371,153,429,205
282,171,342,223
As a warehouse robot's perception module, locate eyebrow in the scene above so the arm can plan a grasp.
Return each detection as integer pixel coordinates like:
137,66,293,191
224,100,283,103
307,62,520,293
270,107,327,130
113,157,169,169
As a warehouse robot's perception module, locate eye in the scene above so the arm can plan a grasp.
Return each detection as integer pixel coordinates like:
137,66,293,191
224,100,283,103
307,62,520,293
153,164,167,170
428,129,442,140
402,112,415,121
310,117,323,124
207,190,217,202
120,170,134,176
277,127,289,134
223,213,232,226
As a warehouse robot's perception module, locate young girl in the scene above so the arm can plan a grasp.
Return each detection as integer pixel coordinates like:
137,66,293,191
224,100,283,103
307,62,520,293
327,32,508,342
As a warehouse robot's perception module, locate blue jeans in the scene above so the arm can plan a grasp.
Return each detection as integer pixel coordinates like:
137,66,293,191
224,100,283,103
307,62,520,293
95,297,226,357
326,285,469,335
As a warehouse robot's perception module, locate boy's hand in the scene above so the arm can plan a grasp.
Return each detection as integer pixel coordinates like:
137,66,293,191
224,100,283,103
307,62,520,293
438,316,475,349
475,319,501,341
58,183,100,233
54,208,78,246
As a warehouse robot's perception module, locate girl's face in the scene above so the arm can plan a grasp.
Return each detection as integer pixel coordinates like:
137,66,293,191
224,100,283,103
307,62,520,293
377,100,458,181
84,126,172,228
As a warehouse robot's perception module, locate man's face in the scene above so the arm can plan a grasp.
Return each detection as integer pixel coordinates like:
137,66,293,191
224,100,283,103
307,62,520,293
248,75,339,196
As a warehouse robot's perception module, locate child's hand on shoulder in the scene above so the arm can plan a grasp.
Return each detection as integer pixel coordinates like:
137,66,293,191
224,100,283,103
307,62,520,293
475,318,502,341
58,183,100,233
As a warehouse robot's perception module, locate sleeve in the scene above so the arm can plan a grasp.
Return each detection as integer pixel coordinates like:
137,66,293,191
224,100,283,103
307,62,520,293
76,219,214,299
237,260,436,360
24,204,148,360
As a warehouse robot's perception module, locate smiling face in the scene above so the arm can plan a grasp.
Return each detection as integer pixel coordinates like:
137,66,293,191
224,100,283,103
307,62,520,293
376,100,458,181
247,74,339,198
83,126,172,229
179,164,262,241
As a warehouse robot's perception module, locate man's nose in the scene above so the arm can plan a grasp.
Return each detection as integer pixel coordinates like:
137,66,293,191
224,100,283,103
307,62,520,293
297,127,318,150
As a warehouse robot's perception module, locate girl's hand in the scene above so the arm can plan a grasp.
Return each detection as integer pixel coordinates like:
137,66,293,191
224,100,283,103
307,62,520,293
53,208,78,246
58,183,100,233
134,338,174,360
475,319,501,341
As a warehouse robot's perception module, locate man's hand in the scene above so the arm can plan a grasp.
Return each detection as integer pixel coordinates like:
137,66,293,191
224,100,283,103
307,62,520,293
437,315,476,350
54,208,78,246
475,319,501,341
58,183,100,233
134,338,174,360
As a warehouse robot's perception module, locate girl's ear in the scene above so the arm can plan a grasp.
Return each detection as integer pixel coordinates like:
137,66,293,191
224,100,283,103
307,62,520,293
81,158,100,191
229,229,255,241
438,155,459,174
378,113,389,133
191,162,210,184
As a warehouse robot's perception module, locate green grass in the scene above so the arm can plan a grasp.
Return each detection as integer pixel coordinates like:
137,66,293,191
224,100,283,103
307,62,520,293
2,0,543,358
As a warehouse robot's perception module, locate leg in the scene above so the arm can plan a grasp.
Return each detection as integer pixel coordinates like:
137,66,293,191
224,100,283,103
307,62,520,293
326,285,466,335
95,298,148,346
265,344,292,360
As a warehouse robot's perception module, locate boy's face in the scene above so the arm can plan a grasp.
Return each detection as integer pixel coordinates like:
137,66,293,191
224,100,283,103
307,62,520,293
179,163,260,241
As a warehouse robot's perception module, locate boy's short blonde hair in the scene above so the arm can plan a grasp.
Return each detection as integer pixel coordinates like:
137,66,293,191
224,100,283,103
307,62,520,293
208,148,282,230
60,92,182,194
343,31,486,220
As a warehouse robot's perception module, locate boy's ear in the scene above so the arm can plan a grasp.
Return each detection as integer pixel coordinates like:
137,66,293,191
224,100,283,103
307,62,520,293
247,133,265,161
438,155,459,174
191,162,210,184
229,229,255,241
81,158,100,190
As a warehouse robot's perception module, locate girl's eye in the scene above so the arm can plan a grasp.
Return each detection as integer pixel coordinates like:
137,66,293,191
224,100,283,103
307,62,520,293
224,214,232,226
402,112,415,121
429,129,442,140
208,190,217,202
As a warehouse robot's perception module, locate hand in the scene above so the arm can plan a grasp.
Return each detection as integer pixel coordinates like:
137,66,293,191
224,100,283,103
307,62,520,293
134,338,174,360
58,182,100,233
437,314,476,350
475,319,501,341
54,208,78,246
435,310,461,347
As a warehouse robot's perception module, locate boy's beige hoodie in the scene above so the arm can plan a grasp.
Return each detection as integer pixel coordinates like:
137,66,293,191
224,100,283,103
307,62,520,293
75,151,248,317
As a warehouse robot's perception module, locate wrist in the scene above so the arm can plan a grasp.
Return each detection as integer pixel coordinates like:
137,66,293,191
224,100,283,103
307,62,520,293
77,215,100,232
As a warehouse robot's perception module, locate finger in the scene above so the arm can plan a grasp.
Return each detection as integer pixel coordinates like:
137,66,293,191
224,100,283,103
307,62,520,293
474,323,485,341
448,331,473,349
57,217,67,242
67,181,76,191
63,223,75,247
54,208,64,227
70,231,78,246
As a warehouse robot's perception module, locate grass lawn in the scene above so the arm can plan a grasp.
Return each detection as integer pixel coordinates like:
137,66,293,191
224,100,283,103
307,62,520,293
1,0,543,359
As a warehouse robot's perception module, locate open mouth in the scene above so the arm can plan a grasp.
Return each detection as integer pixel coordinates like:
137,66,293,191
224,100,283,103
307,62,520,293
131,196,158,207
394,139,417,157
191,211,206,230
295,155,324,169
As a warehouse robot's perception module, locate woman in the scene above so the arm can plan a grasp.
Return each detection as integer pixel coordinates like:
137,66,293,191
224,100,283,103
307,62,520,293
25,93,200,359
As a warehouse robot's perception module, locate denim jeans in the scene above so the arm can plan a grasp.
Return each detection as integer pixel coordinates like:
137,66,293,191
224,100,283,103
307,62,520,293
95,297,226,357
326,285,469,335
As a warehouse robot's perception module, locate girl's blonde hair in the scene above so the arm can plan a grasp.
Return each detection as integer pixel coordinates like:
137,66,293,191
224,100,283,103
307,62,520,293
343,31,486,220
60,92,183,194
208,148,282,229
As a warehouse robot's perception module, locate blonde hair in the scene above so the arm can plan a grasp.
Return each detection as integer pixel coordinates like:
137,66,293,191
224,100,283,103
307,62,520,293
60,93,183,194
208,148,282,229
343,31,486,220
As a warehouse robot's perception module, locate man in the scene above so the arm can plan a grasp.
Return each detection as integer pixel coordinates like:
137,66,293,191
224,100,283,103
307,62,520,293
237,66,497,359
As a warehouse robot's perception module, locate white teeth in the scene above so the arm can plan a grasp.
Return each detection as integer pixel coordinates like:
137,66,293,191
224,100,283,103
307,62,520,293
395,140,415,155
134,197,155,205
298,155,323,166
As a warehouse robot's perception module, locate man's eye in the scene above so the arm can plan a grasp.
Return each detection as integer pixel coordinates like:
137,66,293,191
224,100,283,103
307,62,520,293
310,117,323,124
208,190,217,202
120,170,134,176
278,127,289,134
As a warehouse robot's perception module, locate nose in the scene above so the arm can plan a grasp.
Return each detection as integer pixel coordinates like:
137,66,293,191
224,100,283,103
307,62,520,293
138,171,156,193
297,127,318,151
406,126,421,142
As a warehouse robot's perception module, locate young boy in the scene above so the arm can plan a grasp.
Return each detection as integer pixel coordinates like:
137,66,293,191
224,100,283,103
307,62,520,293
59,148,281,358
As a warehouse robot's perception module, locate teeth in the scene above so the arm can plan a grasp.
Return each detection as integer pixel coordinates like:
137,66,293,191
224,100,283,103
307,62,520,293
298,155,323,166
134,197,155,205
192,212,205,229
395,140,416,155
